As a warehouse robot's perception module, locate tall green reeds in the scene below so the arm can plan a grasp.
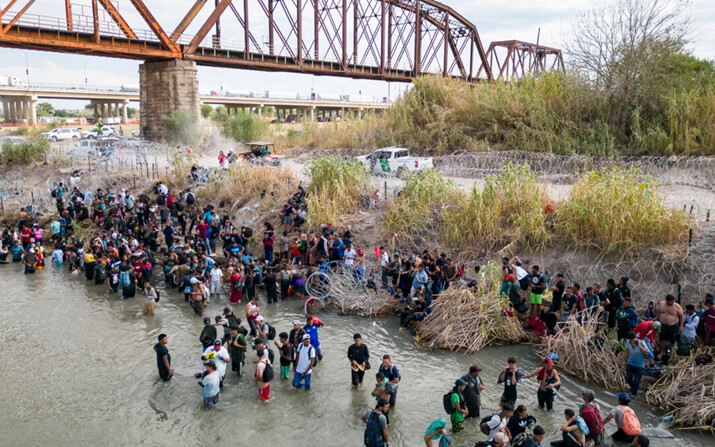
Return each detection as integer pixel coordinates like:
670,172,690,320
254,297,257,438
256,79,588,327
306,157,373,227
554,167,690,252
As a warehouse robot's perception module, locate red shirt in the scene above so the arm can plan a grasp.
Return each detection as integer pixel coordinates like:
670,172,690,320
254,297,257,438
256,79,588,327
196,223,209,238
20,228,32,243
634,321,657,343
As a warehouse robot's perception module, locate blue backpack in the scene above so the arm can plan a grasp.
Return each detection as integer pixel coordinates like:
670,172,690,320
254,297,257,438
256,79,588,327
364,411,386,447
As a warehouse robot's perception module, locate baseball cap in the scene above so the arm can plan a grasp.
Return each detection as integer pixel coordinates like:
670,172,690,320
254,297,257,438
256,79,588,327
302,334,311,340
213,339,222,346
256,316,264,321
292,320,301,326
455,379,467,387
505,274,515,281
652,321,662,331
190,277,199,284
469,365,482,373
545,358,554,365
616,392,631,402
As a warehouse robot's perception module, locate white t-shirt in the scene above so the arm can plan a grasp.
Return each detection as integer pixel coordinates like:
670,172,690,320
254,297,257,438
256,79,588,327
486,413,508,441
610,405,625,428
203,345,230,377
515,265,529,281
210,268,223,282
344,249,356,266
380,252,389,267
295,343,316,375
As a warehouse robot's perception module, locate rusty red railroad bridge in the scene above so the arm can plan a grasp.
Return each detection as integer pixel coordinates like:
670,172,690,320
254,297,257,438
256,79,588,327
0,1,564,139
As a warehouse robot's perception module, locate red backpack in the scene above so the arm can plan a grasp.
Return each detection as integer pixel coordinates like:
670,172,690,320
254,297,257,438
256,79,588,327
579,403,604,437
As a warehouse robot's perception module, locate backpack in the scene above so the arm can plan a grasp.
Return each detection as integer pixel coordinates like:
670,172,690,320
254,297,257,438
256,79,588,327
620,406,641,436
119,270,131,287
267,324,276,341
156,195,166,206
186,192,195,205
261,360,274,382
51,189,58,199
480,413,500,435
443,392,457,414
364,411,386,447
579,403,604,437
267,347,275,364
243,227,253,238
576,295,584,312
575,416,590,436
232,276,244,292
155,290,160,302
512,433,533,447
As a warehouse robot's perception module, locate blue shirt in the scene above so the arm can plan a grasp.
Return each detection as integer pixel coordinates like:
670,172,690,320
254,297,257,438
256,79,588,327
412,271,428,289
304,324,321,348
378,363,401,381
626,340,646,368
51,249,64,265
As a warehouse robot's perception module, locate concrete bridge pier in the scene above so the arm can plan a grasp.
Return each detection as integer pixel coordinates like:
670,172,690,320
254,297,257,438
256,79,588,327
1,95,37,124
139,60,200,141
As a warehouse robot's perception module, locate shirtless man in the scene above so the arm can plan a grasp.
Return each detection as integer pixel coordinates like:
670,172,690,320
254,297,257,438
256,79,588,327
246,297,260,337
656,294,684,360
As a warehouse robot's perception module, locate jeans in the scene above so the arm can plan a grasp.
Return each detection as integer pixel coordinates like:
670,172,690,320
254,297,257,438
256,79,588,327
625,364,643,396
264,248,273,264
292,371,312,390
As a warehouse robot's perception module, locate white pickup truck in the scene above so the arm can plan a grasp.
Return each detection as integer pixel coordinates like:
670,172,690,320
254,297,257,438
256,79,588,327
356,147,433,176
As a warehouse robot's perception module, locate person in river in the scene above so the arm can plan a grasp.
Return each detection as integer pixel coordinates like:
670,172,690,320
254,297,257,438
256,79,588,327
304,315,324,362
348,333,370,389
246,297,260,337
21,247,38,274
602,393,640,443
550,408,587,447
461,364,485,419
498,357,523,405
362,398,390,447
523,357,561,411
506,405,537,440
154,333,173,381
202,339,230,386
378,355,401,409
254,347,272,402
275,332,293,380
481,402,514,442
142,281,157,316
228,325,248,377
448,379,469,433
293,334,316,391
200,361,220,409
199,317,217,349
423,417,450,447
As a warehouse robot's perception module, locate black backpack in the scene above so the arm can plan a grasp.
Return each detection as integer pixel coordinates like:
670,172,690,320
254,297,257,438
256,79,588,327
51,189,58,199
261,361,274,382
512,433,534,447
267,324,276,341
443,392,457,414
156,195,166,206
155,290,160,302
186,192,195,205
267,347,275,364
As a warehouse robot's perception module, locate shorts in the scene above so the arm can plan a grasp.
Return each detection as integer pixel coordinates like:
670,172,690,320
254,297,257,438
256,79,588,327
530,292,543,305
659,323,678,344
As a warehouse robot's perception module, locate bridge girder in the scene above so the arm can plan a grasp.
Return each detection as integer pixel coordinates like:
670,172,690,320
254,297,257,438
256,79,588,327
0,0,505,81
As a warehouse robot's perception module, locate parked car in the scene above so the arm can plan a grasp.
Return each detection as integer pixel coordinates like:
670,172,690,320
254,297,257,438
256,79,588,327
355,147,434,176
42,128,81,142
81,126,116,139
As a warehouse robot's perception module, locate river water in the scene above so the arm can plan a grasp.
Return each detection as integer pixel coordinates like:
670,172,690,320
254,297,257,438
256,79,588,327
0,264,706,446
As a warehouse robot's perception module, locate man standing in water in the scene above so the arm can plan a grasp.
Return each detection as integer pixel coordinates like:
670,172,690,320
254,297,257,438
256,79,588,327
362,399,390,447
348,333,370,390
293,334,316,391
523,357,561,411
498,357,523,405
378,355,401,409
656,294,683,361
201,362,220,409
154,334,173,381
461,365,485,419
304,315,324,362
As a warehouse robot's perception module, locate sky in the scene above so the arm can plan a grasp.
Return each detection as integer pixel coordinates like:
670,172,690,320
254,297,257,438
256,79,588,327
0,0,713,110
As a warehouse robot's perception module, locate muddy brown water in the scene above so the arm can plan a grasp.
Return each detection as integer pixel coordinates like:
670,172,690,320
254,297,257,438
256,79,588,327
0,265,709,446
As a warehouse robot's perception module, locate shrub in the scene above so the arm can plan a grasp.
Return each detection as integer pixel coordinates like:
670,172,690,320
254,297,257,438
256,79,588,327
306,157,373,228
554,167,690,252
1,138,50,164
221,111,269,142
162,110,200,145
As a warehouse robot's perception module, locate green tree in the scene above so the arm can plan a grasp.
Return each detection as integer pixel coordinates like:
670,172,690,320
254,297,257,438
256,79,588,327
220,111,268,142
127,107,138,118
36,102,54,117
201,104,213,119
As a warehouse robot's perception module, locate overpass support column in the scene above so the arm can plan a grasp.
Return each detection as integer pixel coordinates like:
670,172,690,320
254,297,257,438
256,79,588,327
310,106,315,121
258,105,263,118
29,98,37,124
122,100,129,123
1,99,8,123
93,103,99,121
101,103,108,119
139,60,200,142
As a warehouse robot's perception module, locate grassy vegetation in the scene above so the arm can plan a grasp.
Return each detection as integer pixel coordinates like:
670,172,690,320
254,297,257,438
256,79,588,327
554,167,690,253
306,157,373,228
1,138,50,164
199,162,297,208
383,165,689,256
219,111,269,143
384,165,549,255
